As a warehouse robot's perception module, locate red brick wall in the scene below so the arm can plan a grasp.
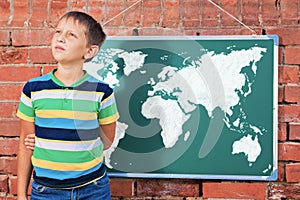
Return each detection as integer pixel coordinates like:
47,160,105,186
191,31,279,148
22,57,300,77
0,0,299,199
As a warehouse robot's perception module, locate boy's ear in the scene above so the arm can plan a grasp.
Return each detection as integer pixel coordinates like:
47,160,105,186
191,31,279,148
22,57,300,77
84,45,99,60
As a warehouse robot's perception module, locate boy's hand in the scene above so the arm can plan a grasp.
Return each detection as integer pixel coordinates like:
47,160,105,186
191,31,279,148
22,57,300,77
24,134,35,150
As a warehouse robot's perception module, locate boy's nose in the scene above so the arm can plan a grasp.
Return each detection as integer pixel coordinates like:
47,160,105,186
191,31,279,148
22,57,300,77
57,33,66,43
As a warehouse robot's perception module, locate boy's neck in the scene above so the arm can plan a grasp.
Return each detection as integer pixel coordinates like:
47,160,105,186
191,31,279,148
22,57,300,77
54,64,85,86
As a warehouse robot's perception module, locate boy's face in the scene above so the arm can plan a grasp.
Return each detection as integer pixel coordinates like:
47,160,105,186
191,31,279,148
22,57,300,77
51,18,89,65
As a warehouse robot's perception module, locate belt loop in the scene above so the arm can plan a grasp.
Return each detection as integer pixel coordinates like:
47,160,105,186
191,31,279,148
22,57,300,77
71,188,77,200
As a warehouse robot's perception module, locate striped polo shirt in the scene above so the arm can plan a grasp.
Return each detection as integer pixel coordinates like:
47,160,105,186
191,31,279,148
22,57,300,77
17,69,119,188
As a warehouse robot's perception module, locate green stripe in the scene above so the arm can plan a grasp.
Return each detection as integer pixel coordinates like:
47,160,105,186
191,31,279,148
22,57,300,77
33,145,103,163
34,99,99,112
18,102,35,117
99,103,118,118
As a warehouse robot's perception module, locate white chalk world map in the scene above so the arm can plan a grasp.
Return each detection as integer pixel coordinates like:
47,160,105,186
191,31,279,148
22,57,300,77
83,37,276,179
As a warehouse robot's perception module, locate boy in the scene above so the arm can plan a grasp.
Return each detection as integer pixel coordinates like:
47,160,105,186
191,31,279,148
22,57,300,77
17,11,119,200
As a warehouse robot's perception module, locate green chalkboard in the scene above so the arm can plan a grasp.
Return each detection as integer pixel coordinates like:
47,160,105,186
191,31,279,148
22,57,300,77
84,35,278,180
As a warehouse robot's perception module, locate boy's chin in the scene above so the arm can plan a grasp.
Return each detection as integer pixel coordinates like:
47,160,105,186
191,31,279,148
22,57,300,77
52,54,65,62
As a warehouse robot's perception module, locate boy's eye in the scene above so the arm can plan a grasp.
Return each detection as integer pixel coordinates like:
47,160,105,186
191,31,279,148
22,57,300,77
53,29,78,38
68,32,77,38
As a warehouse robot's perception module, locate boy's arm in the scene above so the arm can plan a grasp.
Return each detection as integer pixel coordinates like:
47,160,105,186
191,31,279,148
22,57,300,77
99,122,116,150
17,120,34,200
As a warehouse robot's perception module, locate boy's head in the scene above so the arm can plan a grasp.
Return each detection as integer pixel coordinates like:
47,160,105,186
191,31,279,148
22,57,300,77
59,11,106,48
52,11,106,63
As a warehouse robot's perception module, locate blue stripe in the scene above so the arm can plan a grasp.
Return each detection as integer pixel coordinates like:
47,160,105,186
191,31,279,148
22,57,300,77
26,73,112,94
86,76,101,83
29,74,51,82
33,163,106,188
35,125,99,141
33,163,102,180
35,117,99,130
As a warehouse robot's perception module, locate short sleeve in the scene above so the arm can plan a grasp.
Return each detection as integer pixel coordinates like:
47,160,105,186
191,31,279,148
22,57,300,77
16,82,35,122
98,86,119,125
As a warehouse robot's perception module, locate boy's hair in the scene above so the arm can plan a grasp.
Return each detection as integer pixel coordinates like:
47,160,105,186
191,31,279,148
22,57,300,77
59,11,106,48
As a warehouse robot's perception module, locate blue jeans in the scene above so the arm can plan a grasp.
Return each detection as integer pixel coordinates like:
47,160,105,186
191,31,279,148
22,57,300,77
30,173,111,200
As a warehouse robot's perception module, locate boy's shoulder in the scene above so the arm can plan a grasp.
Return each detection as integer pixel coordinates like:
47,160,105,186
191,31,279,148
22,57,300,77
28,73,51,83
85,74,113,94
22,73,52,94
86,73,110,87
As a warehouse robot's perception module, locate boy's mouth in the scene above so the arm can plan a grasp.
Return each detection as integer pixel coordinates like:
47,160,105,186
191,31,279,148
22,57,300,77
55,45,65,51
